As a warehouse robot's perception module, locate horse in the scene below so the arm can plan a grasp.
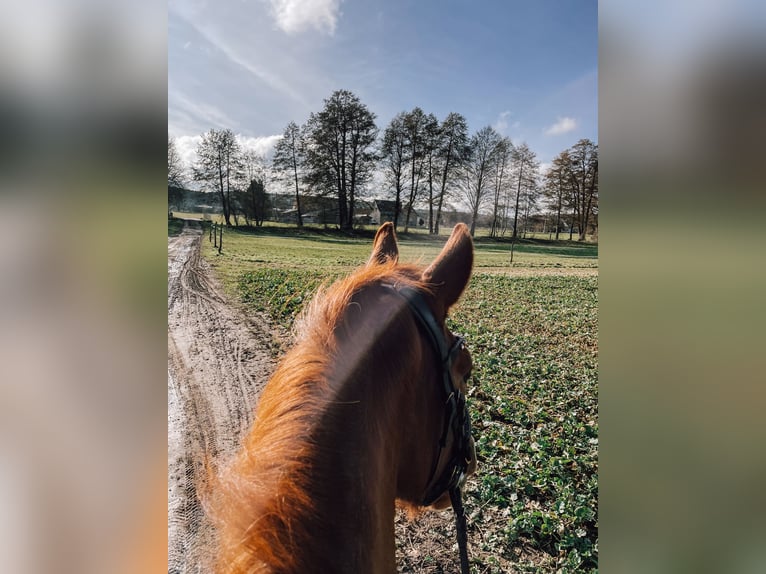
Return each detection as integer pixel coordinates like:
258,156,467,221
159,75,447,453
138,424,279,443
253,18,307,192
210,222,477,573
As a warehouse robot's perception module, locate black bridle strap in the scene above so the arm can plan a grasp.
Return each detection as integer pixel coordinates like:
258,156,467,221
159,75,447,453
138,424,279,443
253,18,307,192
450,486,470,574
383,284,472,574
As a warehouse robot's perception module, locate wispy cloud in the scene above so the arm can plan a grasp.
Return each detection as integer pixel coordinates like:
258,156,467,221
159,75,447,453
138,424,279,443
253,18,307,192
493,110,511,133
544,116,578,136
269,0,342,36
176,10,309,106
169,88,239,131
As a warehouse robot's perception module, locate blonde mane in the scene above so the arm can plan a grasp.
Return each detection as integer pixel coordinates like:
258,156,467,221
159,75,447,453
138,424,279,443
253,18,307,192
210,260,430,573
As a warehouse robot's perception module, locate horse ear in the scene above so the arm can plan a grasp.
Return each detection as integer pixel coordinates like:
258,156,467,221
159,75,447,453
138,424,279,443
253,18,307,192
368,222,399,265
422,223,473,312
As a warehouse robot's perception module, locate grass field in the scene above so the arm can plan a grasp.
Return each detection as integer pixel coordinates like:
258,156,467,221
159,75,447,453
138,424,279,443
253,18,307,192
198,222,598,572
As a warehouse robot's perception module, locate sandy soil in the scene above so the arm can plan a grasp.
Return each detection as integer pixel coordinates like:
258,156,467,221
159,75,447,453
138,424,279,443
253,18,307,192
168,222,277,574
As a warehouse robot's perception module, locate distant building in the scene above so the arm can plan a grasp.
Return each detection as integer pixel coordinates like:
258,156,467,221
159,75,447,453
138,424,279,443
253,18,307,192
369,199,424,228
266,194,434,228
300,195,340,225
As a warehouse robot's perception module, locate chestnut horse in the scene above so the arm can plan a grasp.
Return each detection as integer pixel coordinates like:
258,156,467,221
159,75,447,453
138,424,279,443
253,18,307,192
211,222,476,573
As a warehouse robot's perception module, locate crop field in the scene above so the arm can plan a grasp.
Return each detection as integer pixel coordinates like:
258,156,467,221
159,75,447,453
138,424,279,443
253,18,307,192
199,223,598,572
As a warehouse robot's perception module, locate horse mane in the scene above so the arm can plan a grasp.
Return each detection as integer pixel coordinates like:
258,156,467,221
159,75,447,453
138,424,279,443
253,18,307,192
210,260,431,574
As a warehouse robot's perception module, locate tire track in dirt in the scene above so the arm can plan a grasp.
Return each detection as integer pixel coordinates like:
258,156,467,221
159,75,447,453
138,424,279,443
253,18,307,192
168,221,277,574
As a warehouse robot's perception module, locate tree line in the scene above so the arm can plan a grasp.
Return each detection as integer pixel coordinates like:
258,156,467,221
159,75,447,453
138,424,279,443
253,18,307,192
168,89,598,240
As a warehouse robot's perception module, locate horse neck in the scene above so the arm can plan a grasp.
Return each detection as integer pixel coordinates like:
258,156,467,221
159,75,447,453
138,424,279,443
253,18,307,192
297,306,429,573
303,368,413,571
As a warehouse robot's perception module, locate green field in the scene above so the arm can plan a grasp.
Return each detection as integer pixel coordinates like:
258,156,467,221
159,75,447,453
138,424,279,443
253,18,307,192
198,223,596,289
200,223,598,572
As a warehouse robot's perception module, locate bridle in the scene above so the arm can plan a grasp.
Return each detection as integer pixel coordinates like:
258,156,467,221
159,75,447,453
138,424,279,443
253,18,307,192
385,284,473,574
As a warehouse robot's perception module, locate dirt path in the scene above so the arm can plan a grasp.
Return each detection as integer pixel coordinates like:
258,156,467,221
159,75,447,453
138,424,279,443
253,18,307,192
168,221,277,574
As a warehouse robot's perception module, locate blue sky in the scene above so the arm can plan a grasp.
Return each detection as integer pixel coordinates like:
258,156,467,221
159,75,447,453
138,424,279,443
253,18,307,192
169,0,597,167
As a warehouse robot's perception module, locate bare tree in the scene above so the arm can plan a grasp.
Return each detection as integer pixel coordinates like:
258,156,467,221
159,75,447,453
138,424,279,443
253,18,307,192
509,143,539,239
542,151,571,240
520,168,541,238
422,113,441,233
272,121,305,227
402,107,428,232
565,139,598,241
193,128,243,226
168,136,185,187
489,137,512,238
380,112,408,229
303,90,378,231
459,126,503,237
434,113,469,235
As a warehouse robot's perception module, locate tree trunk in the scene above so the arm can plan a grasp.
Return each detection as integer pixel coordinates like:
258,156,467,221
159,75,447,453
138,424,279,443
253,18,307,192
348,146,358,231
218,180,230,228
404,200,413,233
393,186,401,230
512,162,524,239
469,175,482,237
569,209,575,240
428,156,434,234
580,165,597,241
293,152,303,228
435,192,445,235
555,173,563,241
435,141,454,236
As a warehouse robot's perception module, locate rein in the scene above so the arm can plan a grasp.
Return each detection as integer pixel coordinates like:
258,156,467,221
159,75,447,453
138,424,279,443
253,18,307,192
385,284,472,574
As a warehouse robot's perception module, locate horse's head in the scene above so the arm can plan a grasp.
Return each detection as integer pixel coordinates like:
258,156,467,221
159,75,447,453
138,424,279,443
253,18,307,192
211,222,477,573
366,222,477,512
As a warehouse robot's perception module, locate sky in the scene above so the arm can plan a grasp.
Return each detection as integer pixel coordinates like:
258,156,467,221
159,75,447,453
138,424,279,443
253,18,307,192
168,0,597,171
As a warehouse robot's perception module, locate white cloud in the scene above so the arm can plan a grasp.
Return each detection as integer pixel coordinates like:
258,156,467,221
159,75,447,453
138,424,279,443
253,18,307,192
174,134,202,169
239,134,283,160
269,0,342,36
171,133,283,169
493,110,511,133
544,116,577,136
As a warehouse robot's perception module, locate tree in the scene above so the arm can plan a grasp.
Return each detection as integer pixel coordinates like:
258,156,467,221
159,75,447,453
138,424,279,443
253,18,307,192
193,129,243,226
303,90,378,231
434,113,469,235
272,121,305,227
509,143,539,239
565,139,598,241
520,168,541,238
235,151,270,227
422,113,442,233
402,108,428,232
489,137,512,238
237,177,270,227
459,126,503,237
542,151,571,240
168,136,186,187
380,112,408,229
